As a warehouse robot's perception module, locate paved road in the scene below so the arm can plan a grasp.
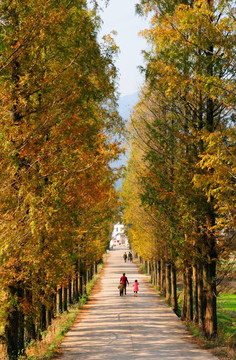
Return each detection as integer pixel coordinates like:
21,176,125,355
57,248,218,360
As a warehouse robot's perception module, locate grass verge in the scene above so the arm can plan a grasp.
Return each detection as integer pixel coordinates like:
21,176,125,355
23,300,87,360
177,287,236,359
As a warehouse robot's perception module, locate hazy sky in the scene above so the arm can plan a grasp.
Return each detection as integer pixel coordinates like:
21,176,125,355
97,0,150,97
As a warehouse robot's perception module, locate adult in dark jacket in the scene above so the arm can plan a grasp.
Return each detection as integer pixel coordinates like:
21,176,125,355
120,273,129,295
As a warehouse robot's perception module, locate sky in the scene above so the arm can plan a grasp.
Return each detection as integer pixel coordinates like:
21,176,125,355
97,0,150,97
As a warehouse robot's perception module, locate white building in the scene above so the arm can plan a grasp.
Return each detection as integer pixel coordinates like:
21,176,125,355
110,223,129,248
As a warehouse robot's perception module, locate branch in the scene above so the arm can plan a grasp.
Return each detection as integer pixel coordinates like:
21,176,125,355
0,18,39,73
224,0,236,22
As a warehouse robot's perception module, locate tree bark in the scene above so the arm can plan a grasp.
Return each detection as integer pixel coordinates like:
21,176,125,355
166,262,171,304
204,260,217,338
94,261,98,275
56,287,62,314
79,273,83,296
157,260,161,290
68,279,72,304
145,260,148,273
63,286,68,312
5,286,25,360
24,290,36,345
181,272,187,320
154,259,158,286
192,264,198,323
171,263,178,314
83,269,87,294
160,258,166,296
186,265,193,321
46,309,52,329
40,304,47,332
73,273,79,301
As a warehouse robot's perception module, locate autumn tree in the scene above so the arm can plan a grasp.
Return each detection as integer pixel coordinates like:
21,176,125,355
123,0,235,339
0,0,122,358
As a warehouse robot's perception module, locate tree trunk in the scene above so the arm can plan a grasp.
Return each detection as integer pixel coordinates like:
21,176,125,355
198,263,205,329
52,293,56,318
202,203,217,338
63,286,68,312
166,262,171,304
68,279,72,304
154,259,158,286
94,261,98,275
150,259,155,285
24,290,36,345
192,264,198,323
46,309,52,329
186,265,193,321
160,258,166,296
171,263,178,314
150,260,153,284
40,304,47,332
157,260,161,290
56,287,62,314
83,271,87,294
145,260,148,273
204,260,217,338
73,273,79,301
79,273,83,296
5,286,25,360
181,272,187,320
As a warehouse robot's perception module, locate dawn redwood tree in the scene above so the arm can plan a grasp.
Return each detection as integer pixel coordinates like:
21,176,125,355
0,0,122,358
123,0,235,339
122,89,181,311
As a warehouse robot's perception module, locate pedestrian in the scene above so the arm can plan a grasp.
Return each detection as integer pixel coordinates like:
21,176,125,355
120,273,129,295
123,252,127,263
128,251,132,262
118,280,124,296
132,279,139,297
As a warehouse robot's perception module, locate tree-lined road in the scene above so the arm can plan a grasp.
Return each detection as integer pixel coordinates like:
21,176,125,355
56,248,218,360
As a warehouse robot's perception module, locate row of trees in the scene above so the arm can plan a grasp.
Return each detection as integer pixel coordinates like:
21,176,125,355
0,1,122,359
123,0,235,339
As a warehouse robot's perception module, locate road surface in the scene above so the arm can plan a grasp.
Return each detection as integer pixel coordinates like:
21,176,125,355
56,248,218,360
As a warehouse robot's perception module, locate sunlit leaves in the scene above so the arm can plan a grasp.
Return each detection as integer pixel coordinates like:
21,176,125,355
0,0,122,339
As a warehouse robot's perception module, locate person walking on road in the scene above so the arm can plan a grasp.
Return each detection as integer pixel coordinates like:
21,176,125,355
123,252,127,263
120,273,129,295
128,251,132,262
118,280,124,296
132,279,139,297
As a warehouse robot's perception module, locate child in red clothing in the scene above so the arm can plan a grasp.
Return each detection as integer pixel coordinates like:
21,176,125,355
132,279,139,297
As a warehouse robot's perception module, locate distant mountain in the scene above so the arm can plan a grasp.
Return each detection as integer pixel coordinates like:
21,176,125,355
118,92,139,120
112,92,139,190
